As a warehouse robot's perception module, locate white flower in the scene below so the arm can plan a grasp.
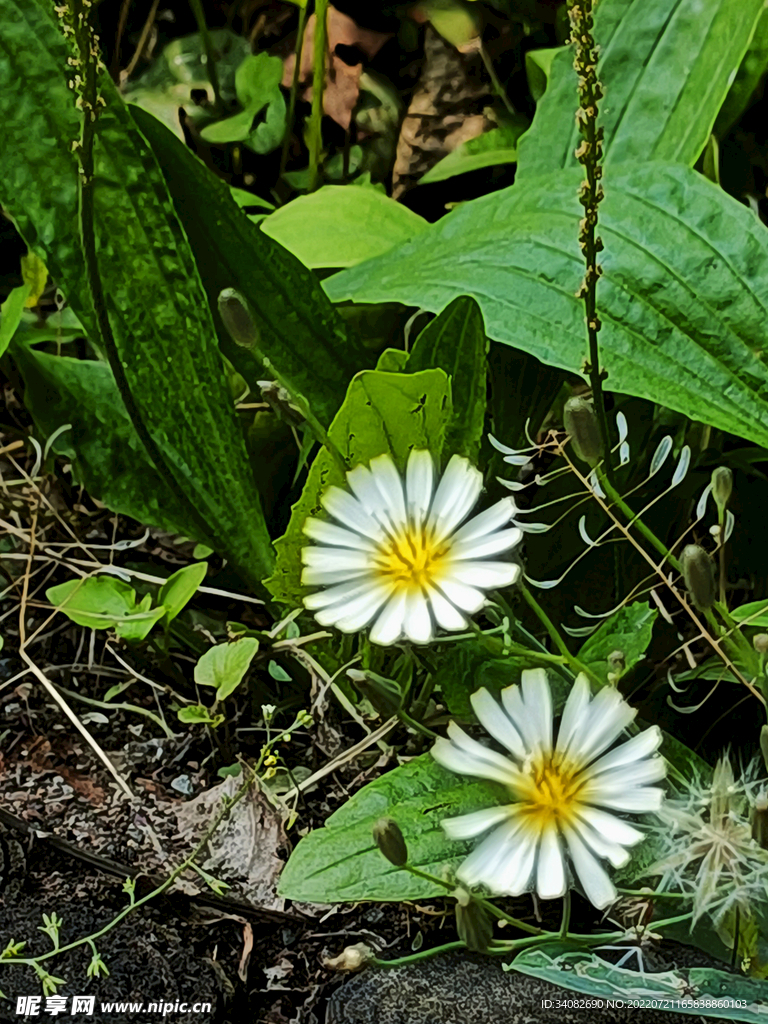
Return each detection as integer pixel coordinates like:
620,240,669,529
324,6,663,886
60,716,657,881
431,670,666,910
301,450,522,646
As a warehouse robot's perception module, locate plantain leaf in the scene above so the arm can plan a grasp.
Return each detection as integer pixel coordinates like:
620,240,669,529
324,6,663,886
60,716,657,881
278,753,503,903
131,106,371,429
406,296,487,461
266,369,452,608
1,0,274,588
517,0,765,179
326,163,768,448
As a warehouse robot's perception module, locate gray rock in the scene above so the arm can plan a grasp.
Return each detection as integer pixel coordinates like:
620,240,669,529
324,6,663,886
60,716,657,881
326,948,733,1024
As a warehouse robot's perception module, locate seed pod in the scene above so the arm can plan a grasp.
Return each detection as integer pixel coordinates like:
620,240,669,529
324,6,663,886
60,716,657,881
372,818,408,867
564,397,603,466
753,791,768,851
754,634,768,655
218,288,260,349
761,725,768,776
680,544,716,611
455,898,493,953
711,467,733,513
348,669,403,718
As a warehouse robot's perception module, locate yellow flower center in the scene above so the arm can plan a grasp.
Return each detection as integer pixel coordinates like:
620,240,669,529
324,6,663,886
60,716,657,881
515,754,585,830
375,528,449,590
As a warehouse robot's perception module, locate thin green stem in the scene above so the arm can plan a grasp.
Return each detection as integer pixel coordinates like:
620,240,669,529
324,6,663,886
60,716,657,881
187,0,222,110
560,891,571,939
521,583,602,687
280,3,309,179
308,0,329,193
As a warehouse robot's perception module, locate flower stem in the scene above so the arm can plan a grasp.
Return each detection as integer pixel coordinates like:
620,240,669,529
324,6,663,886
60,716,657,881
521,583,602,687
308,0,329,193
187,0,222,111
559,891,571,938
280,3,309,179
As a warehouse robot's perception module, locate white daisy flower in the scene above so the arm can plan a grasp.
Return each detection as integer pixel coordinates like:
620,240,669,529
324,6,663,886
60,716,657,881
431,670,666,910
301,450,522,646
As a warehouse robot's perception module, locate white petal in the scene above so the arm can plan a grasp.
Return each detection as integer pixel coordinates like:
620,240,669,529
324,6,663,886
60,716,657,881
450,498,517,544
404,589,433,644
570,815,631,868
428,456,483,542
442,805,513,840
536,828,566,899
470,688,526,760
435,577,486,614
564,687,635,765
587,726,664,777
406,449,434,529
304,578,379,611
582,785,665,813
583,759,668,795
303,518,378,551
368,590,407,645
369,454,407,529
449,528,523,561
556,674,591,757
346,462,390,523
456,819,523,888
574,806,644,848
444,561,520,590
498,828,538,896
563,826,617,910
425,585,467,631
330,583,395,632
301,548,372,571
521,669,553,753
301,566,369,586
431,722,520,787
321,485,384,541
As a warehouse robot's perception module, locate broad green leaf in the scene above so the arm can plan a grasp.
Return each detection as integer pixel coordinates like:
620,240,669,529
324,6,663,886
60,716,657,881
201,54,284,144
0,284,32,358
577,601,657,683
261,186,429,269
200,106,257,144
14,347,199,538
326,163,768,447
1,0,274,589
229,186,274,212
405,296,487,460
266,368,452,607
278,753,503,902
131,105,371,429
509,946,768,1022
46,576,163,640
517,0,765,180
158,563,208,625
525,46,563,103
244,90,286,155
194,637,260,700
420,125,525,184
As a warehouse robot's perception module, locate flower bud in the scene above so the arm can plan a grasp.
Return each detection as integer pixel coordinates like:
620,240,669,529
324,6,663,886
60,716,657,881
348,669,403,718
761,725,768,776
711,467,733,513
455,898,493,953
753,791,768,850
564,397,603,466
372,817,408,867
218,288,260,349
754,634,768,655
323,943,375,972
680,544,715,611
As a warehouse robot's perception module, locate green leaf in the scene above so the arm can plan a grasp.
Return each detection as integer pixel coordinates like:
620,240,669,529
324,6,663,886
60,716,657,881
517,0,765,179
420,125,526,184
131,105,371,430
405,296,487,461
194,637,260,700
326,163,768,447
577,601,657,684
509,946,768,1022
278,753,503,902
177,704,224,727
261,186,429,269
715,5,768,138
0,283,32,358
1,0,274,588
525,46,563,103
266,368,452,607
731,600,768,628
244,90,286,155
200,54,284,145
158,563,208,625
13,347,199,537
46,576,162,640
